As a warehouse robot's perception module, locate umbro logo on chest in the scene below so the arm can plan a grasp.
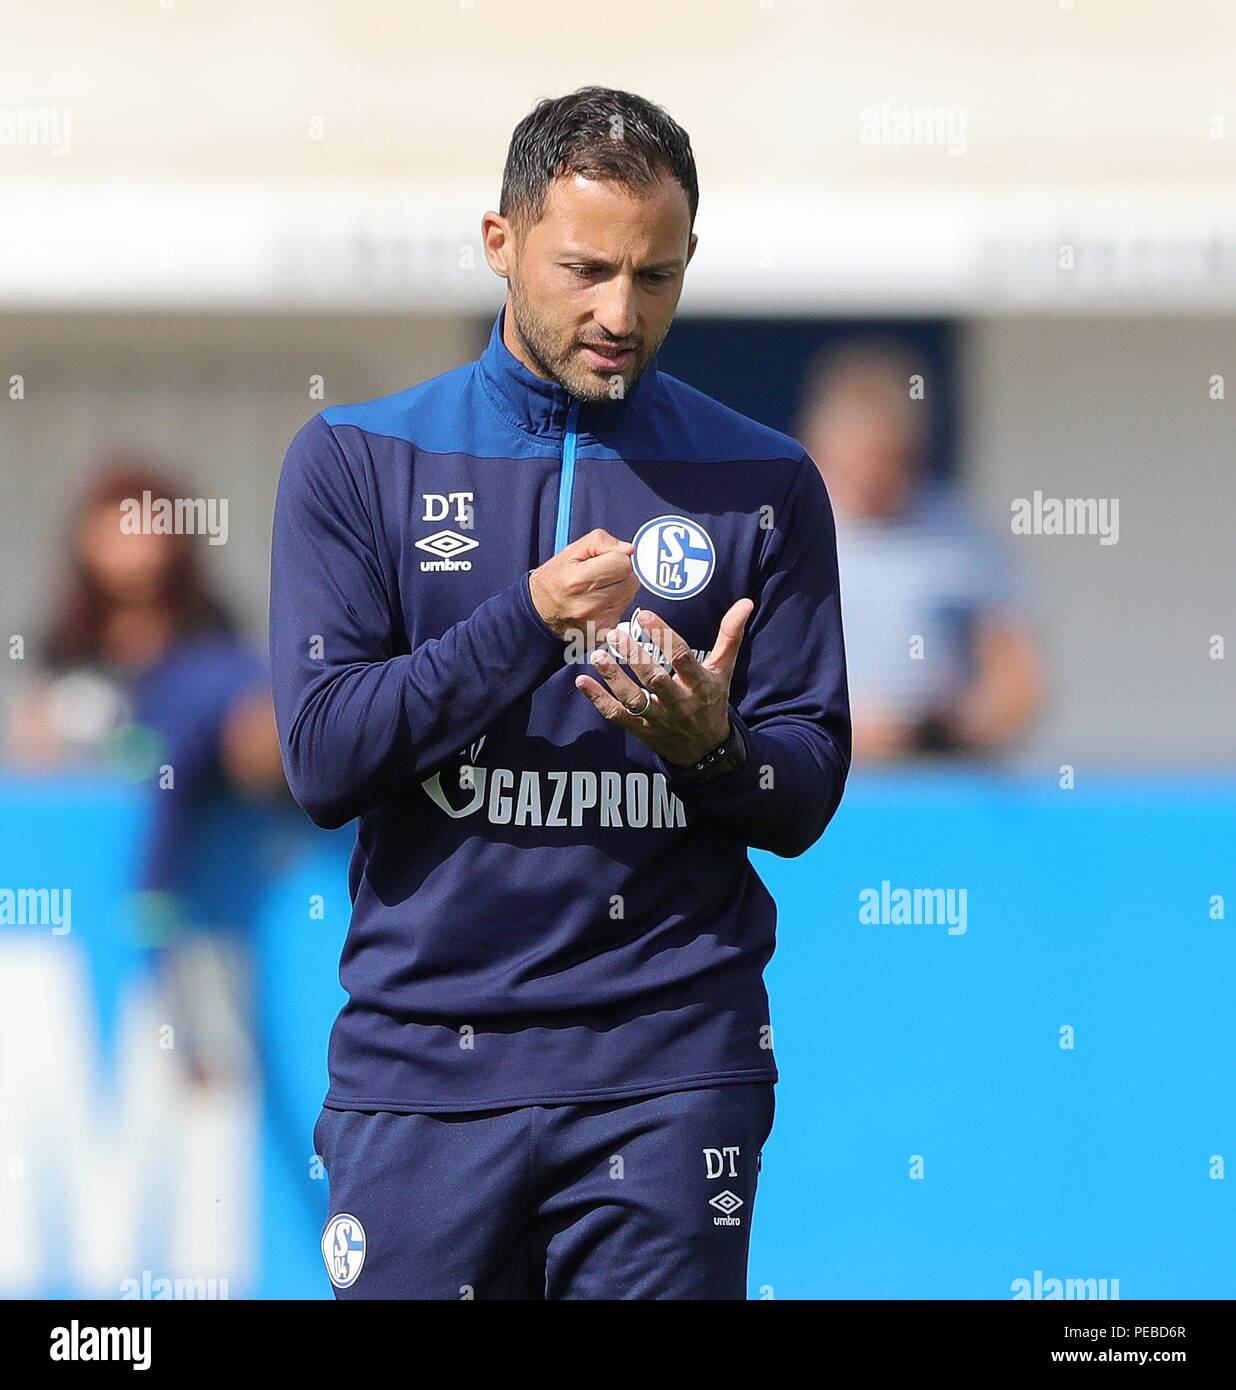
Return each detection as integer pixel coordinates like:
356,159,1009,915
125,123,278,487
418,493,477,572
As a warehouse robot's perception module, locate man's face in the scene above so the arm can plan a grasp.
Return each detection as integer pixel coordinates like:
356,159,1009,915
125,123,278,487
490,171,696,404
806,394,919,521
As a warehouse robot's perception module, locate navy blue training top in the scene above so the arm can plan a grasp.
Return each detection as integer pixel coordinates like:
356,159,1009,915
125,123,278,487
269,305,852,1112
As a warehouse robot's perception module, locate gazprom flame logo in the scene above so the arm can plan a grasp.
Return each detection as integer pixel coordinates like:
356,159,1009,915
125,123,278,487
422,737,488,818
632,515,715,600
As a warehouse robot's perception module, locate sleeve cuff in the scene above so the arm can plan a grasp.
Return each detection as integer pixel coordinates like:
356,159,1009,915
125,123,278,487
515,569,568,652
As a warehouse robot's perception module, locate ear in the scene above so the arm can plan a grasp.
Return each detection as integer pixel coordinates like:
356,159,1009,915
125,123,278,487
482,211,514,278
685,232,699,267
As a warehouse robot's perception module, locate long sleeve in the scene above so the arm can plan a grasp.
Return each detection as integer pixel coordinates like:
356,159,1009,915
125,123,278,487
654,452,852,857
269,414,565,829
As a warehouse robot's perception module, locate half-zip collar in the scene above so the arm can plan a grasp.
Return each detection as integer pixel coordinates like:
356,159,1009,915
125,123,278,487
477,303,660,445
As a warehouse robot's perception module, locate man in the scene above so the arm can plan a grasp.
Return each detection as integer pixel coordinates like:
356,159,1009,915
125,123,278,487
796,340,1042,762
270,86,850,1300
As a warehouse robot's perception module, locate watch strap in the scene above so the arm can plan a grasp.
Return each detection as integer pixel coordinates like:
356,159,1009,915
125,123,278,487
670,717,748,785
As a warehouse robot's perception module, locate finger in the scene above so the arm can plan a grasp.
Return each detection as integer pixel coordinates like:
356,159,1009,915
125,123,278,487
633,607,703,687
705,598,755,676
606,626,686,707
572,528,635,560
589,645,659,713
576,547,636,589
574,672,647,732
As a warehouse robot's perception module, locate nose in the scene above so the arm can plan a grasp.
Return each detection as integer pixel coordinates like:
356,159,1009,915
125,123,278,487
592,277,638,342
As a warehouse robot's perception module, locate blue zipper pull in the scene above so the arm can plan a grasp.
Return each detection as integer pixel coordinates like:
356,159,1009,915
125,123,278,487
553,399,580,555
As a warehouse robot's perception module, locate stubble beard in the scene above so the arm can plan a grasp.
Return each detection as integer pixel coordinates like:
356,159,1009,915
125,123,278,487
508,275,657,406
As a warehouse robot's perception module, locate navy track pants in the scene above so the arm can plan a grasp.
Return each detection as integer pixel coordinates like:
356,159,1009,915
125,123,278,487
314,1081,775,1300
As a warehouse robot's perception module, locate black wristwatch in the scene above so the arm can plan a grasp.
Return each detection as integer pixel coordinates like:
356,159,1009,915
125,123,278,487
669,717,748,786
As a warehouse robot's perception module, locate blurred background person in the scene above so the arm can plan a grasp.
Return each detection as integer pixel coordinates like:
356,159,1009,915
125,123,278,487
6,459,288,1089
796,340,1045,765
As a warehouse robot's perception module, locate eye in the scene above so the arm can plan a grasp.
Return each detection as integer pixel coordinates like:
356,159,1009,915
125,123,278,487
567,265,597,278
641,270,674,284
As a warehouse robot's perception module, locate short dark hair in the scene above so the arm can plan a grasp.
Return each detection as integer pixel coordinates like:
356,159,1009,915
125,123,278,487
500,86,698,235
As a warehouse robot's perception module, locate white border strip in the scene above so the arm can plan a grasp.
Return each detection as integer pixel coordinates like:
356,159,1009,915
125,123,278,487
2,180,1235,314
